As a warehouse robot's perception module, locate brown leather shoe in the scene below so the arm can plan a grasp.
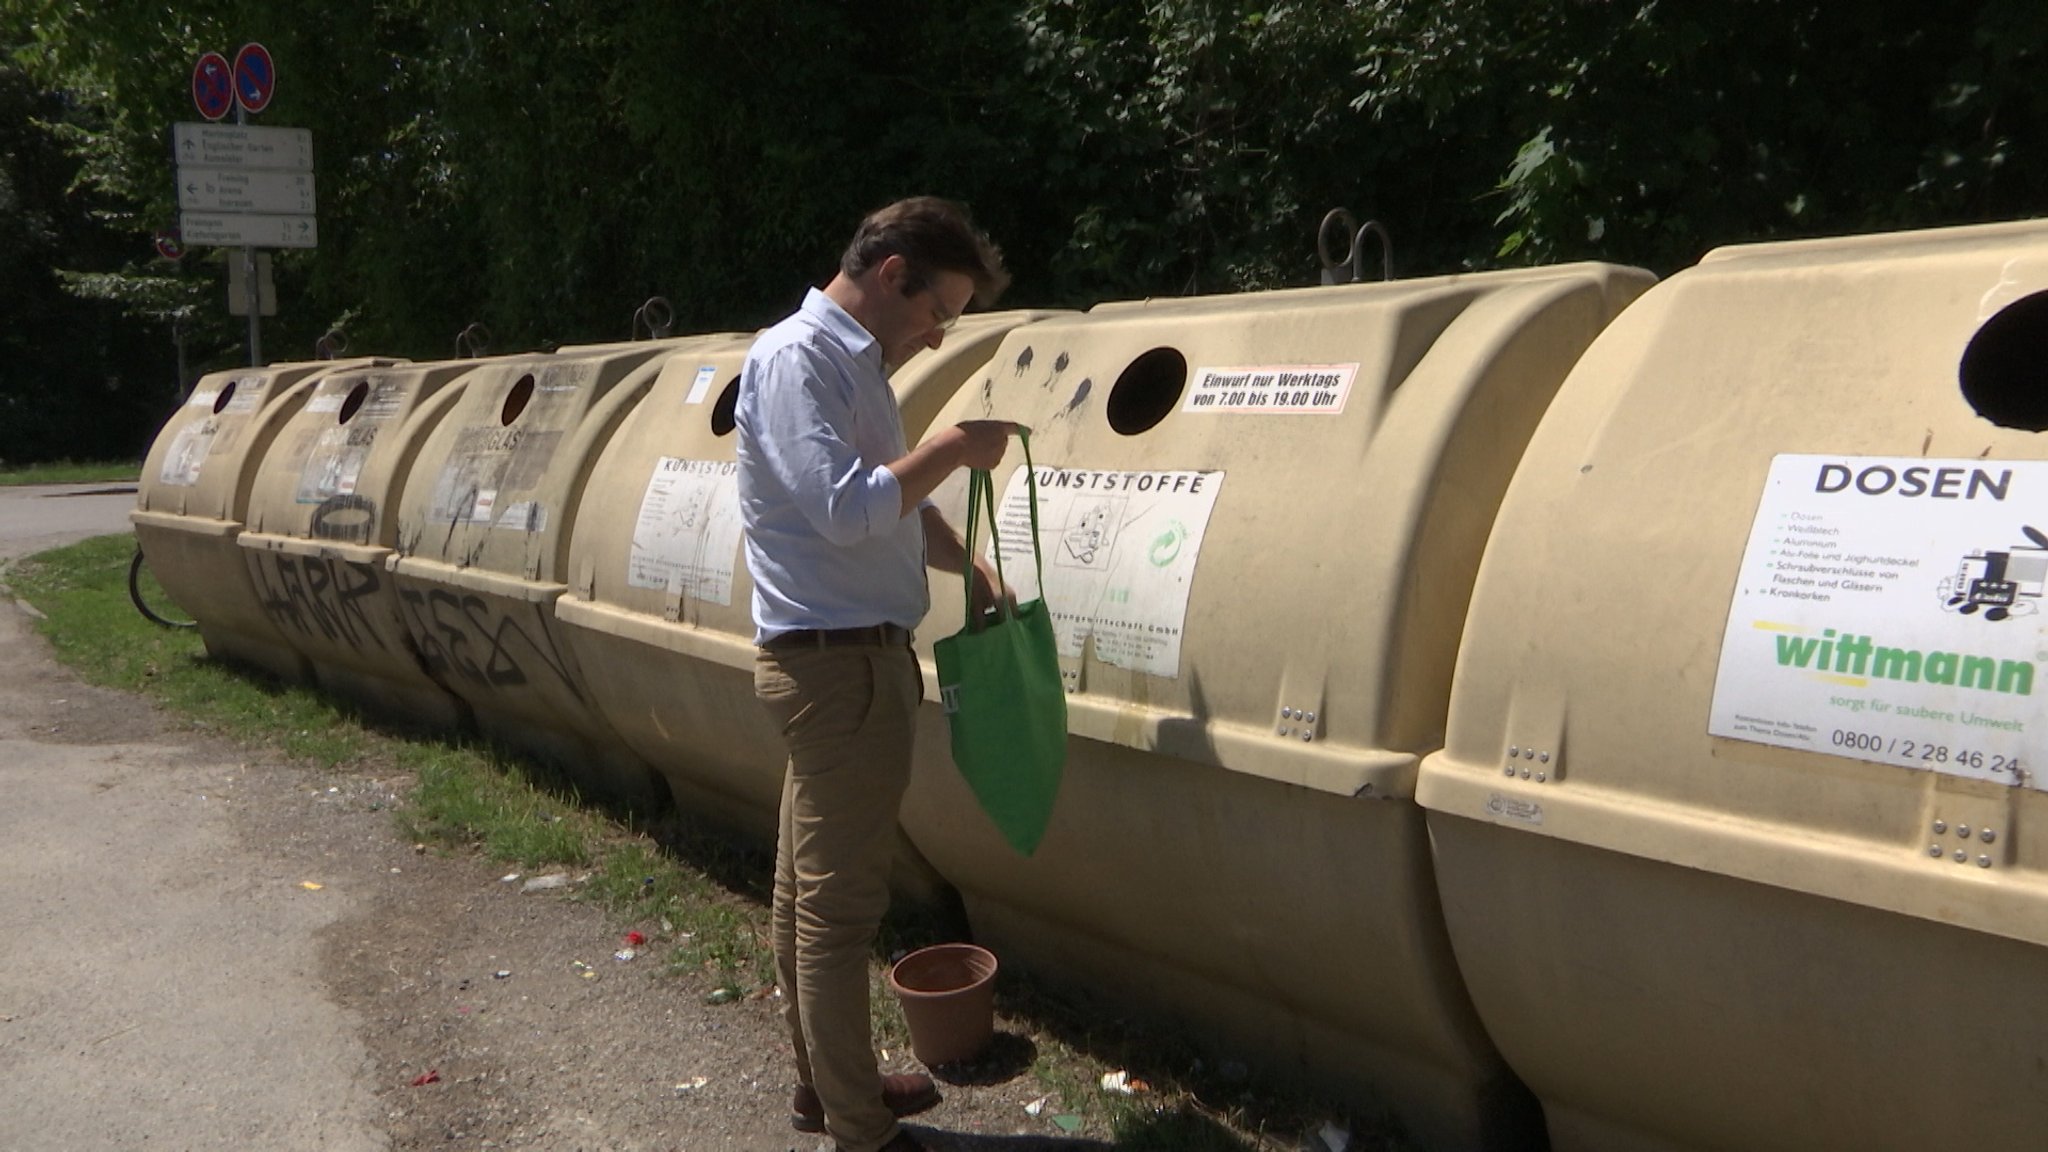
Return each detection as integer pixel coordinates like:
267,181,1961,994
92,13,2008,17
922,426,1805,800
791,1072,941,1133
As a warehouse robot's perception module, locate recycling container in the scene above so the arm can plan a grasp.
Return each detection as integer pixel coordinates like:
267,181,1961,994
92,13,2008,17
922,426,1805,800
234,359,488,730
1414,219,2048,1152
385,338,707,810
132,358,398,681
553,312,1062,842
899,265,1652,1151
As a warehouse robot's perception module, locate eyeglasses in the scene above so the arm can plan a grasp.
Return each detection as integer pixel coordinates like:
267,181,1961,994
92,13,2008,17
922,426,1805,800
904,270,960,333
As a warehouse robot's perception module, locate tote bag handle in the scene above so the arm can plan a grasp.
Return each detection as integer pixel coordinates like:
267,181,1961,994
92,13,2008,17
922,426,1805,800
960,430,1043,627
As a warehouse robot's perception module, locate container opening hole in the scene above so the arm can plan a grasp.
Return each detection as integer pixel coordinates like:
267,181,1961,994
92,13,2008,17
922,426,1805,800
337,381,369,425
501,374,535,426
1961,291,2048,432
711,377,740,436
1107,347,1186,435
211,381,236,414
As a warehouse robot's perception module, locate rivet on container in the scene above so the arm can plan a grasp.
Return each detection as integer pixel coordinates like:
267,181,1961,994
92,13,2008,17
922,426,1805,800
1954,850,1969,863
1928,845,1944,858
1300,731,1312,743
1978,856,1993,868
1282,707,1296,720
1535,772,1547,783
1982,829,1997,844
1519,768,1531,780
1509,745,1520,758
1304,711,1316,724
1538,751,1550,764
1958,825,1972,838
1933,820,1948,834
1503,766,1516,778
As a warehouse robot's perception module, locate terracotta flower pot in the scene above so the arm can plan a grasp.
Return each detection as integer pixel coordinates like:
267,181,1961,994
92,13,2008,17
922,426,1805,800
888,943,998,1067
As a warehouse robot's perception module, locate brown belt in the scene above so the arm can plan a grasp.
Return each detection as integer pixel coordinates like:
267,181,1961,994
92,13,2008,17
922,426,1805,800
764,624,914,650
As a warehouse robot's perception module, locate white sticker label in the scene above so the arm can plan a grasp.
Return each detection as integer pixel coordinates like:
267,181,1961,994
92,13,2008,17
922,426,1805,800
494,500,548,533
1708,454,2044,789
295,425,376,502
158,421,215,486
426,426,560,524
223,376,267,414
1181,363,1356,415
305,392,344,414
361,380,409,421
627,457,743,606
187,388,220,410
684,365,719,406
991,466,1224,678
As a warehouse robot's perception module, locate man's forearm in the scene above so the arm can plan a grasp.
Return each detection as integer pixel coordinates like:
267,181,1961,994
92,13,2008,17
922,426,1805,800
892,430,972,517
921,505,970,574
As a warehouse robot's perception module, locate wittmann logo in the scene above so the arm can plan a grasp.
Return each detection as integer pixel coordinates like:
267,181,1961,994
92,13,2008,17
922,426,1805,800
1771,627,2036,697
939,683,962,715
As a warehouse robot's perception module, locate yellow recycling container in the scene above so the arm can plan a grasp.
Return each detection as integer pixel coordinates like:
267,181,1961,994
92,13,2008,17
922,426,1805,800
553,312,1062,842
386,339,705,810
899,266,1652,1151
1415,220,2048,1152
234,359,488,730
132,358,398,681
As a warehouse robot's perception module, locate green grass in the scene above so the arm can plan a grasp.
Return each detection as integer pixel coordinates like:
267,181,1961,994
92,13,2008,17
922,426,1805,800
5,531,1392,1152
0,459,141,486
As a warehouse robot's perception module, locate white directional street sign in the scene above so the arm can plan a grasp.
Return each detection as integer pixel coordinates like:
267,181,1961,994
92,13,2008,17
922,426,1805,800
177,166,316,214
179,212,318,249
172,121,313,171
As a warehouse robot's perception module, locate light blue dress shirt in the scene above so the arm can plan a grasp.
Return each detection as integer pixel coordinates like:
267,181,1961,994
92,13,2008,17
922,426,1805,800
736,288,930,643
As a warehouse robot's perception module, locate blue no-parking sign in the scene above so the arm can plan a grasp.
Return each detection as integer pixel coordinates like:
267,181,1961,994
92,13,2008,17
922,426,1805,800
191,51,233,121
233,43,275,114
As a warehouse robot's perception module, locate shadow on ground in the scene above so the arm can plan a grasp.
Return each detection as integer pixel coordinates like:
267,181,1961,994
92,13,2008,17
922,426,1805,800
913,1103,1266,1150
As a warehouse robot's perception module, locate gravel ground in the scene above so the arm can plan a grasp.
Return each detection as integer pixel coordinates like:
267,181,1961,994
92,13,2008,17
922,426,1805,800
1,596,1125,1152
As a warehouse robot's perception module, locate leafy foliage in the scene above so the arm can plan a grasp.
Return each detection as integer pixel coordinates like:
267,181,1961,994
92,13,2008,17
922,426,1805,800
4,1,2045,461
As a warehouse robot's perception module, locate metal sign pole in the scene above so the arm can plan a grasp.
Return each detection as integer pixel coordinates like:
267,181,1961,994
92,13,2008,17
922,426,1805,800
172,309,191,404
237,104,262,366
244,246,261,365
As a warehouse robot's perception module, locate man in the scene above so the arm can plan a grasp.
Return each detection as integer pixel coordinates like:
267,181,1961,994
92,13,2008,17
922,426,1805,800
735,196,1019,1152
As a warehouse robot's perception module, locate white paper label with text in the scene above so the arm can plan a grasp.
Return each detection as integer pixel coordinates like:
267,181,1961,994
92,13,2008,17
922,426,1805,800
627,457,742,605
1181,363,1356,415
990,466,1225,678
1708,454,2044,789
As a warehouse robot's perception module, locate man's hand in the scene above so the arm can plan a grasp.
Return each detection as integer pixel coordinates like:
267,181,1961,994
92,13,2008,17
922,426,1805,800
968,555,1016,626
952,420,1021,470
890,420,1030,515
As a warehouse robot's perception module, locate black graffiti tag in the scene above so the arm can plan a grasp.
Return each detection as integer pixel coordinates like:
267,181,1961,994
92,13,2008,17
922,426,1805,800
249,551,386,652
396,586,584,703
310,494,378,544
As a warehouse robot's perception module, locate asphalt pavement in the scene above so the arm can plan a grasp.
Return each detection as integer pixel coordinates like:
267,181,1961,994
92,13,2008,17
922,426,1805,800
0,484,386,1151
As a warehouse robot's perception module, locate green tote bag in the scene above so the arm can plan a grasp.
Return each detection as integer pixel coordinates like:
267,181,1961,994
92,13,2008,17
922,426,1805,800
933,433,1067,856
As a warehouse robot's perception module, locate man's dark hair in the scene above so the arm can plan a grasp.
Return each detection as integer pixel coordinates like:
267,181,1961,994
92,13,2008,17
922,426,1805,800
840,196,1011,307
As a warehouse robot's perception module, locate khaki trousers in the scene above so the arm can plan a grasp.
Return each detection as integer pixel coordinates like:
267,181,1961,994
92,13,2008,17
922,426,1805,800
754,642,921,1152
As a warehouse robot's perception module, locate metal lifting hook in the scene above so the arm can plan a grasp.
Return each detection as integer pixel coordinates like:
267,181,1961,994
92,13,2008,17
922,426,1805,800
631,297,675,341
1317,208,1393,285
455,321,493,359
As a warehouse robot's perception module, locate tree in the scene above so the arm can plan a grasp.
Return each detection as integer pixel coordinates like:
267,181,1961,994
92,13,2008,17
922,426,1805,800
0,59,188,463
7,0,2047,465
